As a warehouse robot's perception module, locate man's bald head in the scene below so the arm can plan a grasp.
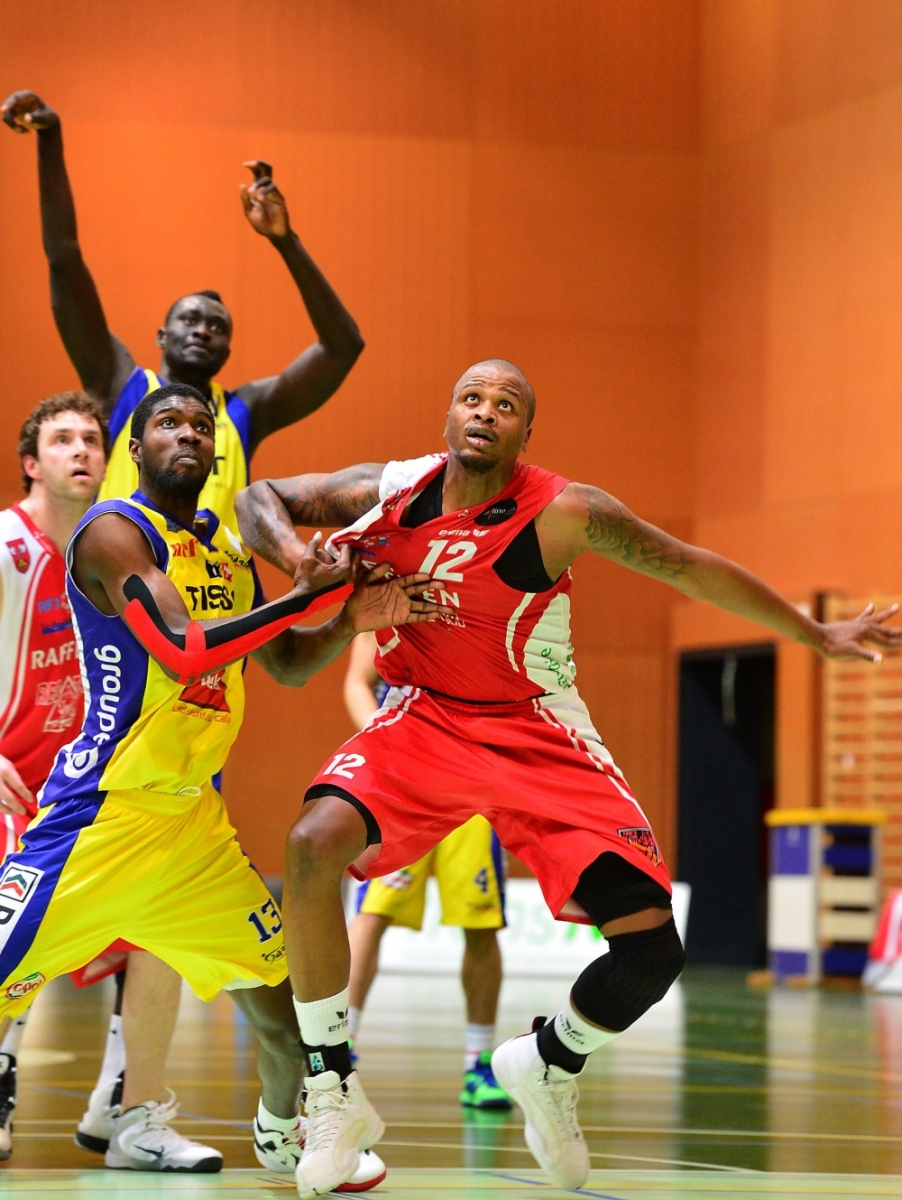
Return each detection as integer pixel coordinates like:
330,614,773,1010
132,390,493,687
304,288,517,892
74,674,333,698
452,359,536,424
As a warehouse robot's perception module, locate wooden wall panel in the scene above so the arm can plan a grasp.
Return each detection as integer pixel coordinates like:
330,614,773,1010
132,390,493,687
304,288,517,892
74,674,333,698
0,0,703,875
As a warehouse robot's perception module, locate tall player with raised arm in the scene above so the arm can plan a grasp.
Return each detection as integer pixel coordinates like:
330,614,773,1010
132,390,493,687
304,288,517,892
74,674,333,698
237,359,901,1196
1,86,367,1162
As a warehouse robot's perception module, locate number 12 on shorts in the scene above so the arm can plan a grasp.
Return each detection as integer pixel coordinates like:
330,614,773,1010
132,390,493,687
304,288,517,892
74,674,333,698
323,752,366,780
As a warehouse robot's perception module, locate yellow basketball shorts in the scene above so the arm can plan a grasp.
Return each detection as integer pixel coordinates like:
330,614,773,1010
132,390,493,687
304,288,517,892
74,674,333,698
357,815,505,931
0,783,287,1017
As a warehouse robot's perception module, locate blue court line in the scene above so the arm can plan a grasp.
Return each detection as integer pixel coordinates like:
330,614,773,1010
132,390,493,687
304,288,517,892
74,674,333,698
493,1175,626,1198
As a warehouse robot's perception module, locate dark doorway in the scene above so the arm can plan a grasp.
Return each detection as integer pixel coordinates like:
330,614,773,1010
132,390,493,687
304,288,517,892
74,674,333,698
678,645,775,967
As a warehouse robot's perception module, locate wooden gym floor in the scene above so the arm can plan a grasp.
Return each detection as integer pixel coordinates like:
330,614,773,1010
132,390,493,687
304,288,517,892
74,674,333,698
2,965,901,1195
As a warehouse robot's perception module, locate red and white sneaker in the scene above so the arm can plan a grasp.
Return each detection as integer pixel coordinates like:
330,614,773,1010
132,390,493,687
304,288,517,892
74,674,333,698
295,1070,385,1199
254,1104,385,1191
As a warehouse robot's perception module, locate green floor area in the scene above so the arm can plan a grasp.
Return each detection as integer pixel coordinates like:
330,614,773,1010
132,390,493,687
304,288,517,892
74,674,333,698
1,1170,902,1197
5,965,902,1183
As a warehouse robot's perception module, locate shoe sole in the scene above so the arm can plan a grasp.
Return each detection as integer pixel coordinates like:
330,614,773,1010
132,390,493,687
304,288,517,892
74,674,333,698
75,1130,110,1154
336,1164,387,1192
105,1154,223,1173
460,1095,514,1110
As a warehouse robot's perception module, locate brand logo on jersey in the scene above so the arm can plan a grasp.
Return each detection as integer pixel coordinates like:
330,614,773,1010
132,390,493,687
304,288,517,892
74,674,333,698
204,560,233,582
0,864,42,905
171,539,199,558
31,642,77,669
36,674,82,733
63,745,100,780
174,670,231,722
617,827,663,867
0,865,44,955
475,498,518,526
6,972,45,1001
5,539,29,573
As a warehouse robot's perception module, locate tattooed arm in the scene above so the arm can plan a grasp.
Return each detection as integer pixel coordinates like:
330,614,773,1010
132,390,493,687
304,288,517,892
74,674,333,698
236,463,384,575
537,482,901,661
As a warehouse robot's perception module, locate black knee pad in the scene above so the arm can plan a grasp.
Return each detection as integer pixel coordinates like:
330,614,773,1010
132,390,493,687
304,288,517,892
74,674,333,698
571,917,686,1033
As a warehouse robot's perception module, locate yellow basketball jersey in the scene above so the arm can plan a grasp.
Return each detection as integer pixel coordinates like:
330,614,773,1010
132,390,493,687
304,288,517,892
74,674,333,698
98,368,251,528
43,493,258,804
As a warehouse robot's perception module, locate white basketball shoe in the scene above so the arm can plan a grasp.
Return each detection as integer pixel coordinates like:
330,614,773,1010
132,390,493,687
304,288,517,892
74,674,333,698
105,1092,223,1172
74,1070,123,1154
491,1031,590,1190
295,1070,385,1199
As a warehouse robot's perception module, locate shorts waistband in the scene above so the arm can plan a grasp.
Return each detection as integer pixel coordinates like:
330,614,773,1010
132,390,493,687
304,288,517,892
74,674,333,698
418,687,545,717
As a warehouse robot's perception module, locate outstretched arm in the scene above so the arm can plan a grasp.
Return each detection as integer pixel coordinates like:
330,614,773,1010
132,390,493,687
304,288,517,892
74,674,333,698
233,161,364,452
236,463,384,575
72,516,354,684
541,483,902,661
254,562,438,687
0,91,134,408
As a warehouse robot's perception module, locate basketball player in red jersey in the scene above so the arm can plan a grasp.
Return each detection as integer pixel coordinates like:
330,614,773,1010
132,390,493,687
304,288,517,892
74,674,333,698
0,392,109,1155
237,360,901,1195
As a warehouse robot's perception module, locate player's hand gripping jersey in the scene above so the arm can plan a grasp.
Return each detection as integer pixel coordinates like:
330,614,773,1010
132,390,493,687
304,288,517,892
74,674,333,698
0,504,83,813
312,456,671,922
330,454,575,702
41,491,257,805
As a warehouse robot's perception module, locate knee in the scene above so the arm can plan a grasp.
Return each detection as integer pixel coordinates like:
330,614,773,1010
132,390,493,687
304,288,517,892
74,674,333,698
572,917,685,1033
463,928,499,957
286,806,356,877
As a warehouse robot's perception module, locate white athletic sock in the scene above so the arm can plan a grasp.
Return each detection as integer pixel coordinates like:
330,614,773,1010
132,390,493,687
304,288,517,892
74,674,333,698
257,1097,300,1131
293,988,350,1048
553,998,619,1058
95,1013,126,1089
464,1022,495,1071
348,1005,362,1040
0,1012,29,1058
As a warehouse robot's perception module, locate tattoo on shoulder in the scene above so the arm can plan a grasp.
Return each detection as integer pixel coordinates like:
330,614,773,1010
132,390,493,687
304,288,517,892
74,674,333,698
581,486,691,579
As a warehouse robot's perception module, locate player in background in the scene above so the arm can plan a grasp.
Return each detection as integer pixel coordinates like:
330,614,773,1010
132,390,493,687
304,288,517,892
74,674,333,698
237,359,902,1196
343,633,512,1110
0,382,434,1177
1,87,366,1159
0,393,109,1156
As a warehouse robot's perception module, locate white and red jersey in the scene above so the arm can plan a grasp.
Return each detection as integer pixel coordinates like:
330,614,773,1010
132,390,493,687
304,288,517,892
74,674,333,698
331,454,574,703
0,505,83,813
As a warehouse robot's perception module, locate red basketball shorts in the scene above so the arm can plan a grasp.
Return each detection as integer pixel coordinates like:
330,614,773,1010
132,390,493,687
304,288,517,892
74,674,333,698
2,811,137,988
306,687,671,924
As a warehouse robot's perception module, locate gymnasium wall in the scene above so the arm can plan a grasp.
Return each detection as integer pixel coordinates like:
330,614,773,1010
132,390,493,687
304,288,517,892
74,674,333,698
0,1,701,874
691,1,902,836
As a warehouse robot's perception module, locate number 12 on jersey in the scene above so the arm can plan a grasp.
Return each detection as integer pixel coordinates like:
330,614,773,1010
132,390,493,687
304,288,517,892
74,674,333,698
418,539,476,582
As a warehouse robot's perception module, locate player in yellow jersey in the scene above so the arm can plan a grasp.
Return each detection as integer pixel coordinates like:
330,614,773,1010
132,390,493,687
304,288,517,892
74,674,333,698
0,383,435,1176
2,88,366,1162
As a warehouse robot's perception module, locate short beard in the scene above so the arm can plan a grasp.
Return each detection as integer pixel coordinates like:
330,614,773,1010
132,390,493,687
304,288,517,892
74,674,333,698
456,448,499,474
142,459,205,504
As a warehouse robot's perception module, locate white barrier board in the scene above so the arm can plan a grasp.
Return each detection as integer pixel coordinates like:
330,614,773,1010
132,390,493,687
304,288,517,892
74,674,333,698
369,878,690,978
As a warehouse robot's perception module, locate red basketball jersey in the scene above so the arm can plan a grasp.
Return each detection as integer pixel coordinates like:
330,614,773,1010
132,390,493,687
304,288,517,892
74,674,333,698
0,505,83,810
332,454,573,703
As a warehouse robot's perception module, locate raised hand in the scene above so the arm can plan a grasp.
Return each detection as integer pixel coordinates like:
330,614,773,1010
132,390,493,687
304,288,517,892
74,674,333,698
239,159,289,239
345,563,441,633
0,754,34,817
1,89,59,133
818,603,902,662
